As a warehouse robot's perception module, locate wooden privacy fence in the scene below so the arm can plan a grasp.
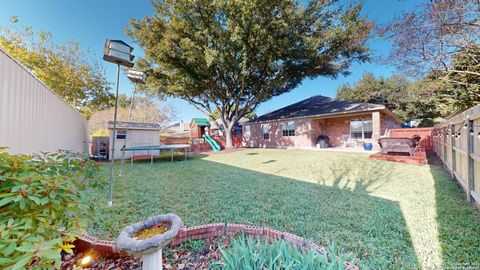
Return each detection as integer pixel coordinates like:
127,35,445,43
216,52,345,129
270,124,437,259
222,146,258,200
433,104,480,206
160,136,191,145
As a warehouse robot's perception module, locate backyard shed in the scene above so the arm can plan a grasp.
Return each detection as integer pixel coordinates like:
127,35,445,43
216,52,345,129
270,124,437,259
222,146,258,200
108,121,161,160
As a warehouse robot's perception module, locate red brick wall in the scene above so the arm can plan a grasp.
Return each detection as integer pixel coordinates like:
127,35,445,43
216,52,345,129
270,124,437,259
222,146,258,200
243,119,315,149
242,111,399,149
389,127,434,152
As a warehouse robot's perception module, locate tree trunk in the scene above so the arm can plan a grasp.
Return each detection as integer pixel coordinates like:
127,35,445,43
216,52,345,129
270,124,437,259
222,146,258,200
225,125,234,149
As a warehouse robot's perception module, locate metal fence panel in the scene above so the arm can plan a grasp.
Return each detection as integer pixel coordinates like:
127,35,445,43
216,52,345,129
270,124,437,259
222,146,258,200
0,48,87,155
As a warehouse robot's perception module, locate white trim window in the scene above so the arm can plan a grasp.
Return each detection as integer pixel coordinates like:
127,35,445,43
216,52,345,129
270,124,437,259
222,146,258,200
116,130,127,140
244,125,251,138
282,121,295,136
350,119,373,139
262,124,270,139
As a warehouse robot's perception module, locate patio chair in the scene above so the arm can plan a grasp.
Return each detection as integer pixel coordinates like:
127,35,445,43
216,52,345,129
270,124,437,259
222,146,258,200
378,137,416,156
343,134,356,148
410,134,421,149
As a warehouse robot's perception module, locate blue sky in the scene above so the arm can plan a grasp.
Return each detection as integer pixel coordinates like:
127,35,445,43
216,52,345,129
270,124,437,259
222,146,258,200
0,0,423,122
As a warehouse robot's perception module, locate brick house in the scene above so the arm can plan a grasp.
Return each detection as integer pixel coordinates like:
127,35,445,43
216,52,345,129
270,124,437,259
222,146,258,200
242,95,401,150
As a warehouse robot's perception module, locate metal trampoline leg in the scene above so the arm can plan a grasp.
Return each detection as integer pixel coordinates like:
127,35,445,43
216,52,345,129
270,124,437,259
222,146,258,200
171,149,173,162
119,151,125,176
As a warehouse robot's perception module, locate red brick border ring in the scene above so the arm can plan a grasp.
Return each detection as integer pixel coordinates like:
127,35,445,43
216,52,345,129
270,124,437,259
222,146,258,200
74,223,356,269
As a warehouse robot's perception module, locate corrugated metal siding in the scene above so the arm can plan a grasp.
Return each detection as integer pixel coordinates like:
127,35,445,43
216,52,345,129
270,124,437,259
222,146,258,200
0,48,88,155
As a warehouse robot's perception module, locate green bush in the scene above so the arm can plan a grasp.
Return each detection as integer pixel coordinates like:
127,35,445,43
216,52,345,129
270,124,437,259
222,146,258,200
213,235,355,270
0,150,100,269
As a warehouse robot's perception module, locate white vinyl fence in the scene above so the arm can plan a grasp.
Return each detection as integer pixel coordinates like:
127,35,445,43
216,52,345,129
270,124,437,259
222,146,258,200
433,104,480,206
0,47,88,155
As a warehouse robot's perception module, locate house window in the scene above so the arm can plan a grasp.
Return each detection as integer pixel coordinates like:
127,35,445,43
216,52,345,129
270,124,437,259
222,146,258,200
116,130,127,140
244,125,251,137
263,124,269,139
282,121,295,136
350,119,372,139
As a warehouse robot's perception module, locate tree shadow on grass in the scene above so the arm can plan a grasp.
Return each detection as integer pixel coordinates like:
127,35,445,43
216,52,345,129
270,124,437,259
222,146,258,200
429,155,480,269
89,155,417,269
313,159,392,195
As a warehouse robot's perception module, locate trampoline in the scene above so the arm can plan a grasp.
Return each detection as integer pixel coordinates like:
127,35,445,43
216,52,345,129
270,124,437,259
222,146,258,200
119,144,191,175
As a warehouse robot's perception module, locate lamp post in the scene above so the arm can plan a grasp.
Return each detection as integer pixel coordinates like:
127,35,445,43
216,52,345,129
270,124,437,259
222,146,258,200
103,39,135,207
119,69,147,176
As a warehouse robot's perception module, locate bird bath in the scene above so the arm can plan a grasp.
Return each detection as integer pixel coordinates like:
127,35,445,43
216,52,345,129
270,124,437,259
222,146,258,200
115,214,183,270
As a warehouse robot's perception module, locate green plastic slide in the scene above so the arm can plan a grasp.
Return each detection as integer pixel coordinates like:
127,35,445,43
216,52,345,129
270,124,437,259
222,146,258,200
203,134,221,152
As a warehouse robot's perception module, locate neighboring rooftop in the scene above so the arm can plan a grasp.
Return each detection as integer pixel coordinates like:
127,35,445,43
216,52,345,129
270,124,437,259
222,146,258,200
252,95,390,123
107,121,161,130
164,121,191,134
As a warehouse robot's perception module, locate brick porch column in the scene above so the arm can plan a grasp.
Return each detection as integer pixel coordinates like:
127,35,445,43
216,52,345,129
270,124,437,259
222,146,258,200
372,111,381,150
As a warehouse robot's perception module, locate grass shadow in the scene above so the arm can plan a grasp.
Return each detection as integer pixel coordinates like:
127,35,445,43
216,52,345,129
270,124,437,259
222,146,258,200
429,155,480,268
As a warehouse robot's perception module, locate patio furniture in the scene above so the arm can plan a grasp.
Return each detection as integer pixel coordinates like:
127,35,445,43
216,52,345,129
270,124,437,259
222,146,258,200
378,137,417,156
411,134,421,149
343,134,356,148
316,135,330,148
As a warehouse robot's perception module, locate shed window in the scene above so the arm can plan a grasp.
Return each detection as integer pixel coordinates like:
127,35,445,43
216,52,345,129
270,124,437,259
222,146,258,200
116,130,127,140
263,124,270,139
350,119,372,139
282,121,295,136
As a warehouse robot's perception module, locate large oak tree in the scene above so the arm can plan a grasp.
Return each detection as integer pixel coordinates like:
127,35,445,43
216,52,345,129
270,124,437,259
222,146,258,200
127,0,372,147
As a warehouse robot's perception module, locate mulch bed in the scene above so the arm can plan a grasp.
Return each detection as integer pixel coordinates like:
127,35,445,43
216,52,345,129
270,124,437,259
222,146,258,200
61,237,229,270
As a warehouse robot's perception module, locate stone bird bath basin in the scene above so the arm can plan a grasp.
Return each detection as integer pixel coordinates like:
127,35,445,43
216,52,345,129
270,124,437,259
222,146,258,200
116,214,183,270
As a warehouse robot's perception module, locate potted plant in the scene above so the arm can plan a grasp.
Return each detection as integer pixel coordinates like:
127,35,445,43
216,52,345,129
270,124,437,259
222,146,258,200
363,139,373,151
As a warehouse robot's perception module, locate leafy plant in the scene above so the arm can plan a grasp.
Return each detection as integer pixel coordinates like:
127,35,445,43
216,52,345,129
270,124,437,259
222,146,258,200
0,150,99,269
179,239,205,254
212,234,355,270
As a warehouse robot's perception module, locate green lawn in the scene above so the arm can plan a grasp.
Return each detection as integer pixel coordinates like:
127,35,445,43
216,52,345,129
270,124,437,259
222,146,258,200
85,149,480,269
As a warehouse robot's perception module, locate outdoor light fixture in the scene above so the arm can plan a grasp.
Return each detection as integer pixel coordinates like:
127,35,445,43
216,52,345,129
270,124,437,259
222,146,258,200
119,69,147,177
103,39,135,207
103,39,135,67
80,255,94,267
127,69,147,84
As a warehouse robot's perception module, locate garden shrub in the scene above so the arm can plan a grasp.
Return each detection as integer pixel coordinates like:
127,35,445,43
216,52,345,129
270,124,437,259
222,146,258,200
0,150,99,269
214,235,356,270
